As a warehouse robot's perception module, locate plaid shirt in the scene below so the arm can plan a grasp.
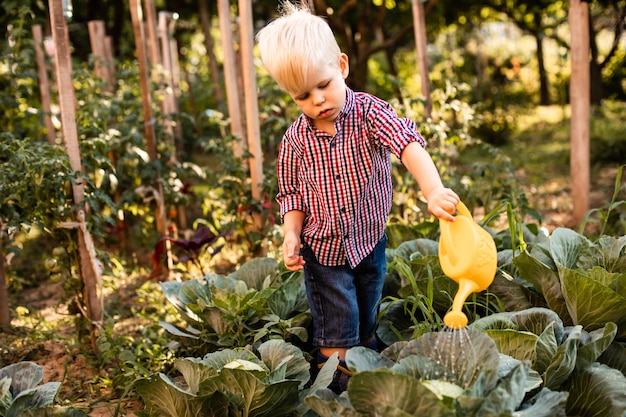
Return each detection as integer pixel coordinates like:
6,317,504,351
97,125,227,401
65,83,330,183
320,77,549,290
276,87,426,267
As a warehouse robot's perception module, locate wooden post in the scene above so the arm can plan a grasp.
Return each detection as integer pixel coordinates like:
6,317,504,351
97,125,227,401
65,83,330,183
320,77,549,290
158,11,179,147
217,0,245,159
569,0,590,225
199,0,225,111
103,36,116,84
32,24,56,145
239,0,266,254
49,0,103,352
412,0,432,118
129,0,168,238
143,0,161,66
87,20,114,92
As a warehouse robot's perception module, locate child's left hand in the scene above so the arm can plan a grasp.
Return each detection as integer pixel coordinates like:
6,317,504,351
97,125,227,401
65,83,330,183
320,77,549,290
427,187,460,222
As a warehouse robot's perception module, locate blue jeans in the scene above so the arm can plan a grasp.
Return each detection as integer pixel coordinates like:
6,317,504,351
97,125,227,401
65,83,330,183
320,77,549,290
301,235,387,347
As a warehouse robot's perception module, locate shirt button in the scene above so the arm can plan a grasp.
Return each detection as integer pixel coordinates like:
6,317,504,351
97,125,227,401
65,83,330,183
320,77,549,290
344,233,349,239
340,207,346,213
335,174,341,180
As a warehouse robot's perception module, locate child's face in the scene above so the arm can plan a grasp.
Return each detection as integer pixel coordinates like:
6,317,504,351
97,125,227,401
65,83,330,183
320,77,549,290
287,54,349,130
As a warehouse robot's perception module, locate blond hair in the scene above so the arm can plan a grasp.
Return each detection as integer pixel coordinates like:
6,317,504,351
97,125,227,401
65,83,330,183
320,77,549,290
255,2,341,93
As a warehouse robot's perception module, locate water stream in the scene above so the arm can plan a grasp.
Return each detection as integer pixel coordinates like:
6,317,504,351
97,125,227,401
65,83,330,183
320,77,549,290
431,326,480,389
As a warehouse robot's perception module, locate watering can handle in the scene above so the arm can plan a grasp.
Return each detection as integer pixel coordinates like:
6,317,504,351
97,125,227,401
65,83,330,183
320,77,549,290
455,201,472,219
439,202,471,266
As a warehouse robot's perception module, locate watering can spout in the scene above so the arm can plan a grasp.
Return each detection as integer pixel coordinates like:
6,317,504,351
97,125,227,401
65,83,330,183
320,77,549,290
439,202,497,329
444,279,479,329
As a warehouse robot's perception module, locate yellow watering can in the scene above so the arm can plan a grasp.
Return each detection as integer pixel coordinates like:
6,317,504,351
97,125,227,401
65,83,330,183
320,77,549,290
438,201,497,329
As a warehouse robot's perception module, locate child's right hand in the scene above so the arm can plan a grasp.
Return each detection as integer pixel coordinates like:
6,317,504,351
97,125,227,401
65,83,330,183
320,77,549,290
427,187,460,222
283,233,305,271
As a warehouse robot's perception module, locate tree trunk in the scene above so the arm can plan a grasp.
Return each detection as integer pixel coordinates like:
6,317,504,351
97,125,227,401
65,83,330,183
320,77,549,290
588,17,604,104
569,0,590,226
534,16,551,106
412,0,432,118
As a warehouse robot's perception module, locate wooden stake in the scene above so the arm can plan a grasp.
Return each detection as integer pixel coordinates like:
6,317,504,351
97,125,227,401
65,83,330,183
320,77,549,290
143,0,161,65
158,11,178,146
49,0,103,352
569,0,590,225
217,0,245,159
239,0,266,254
32,24,56,145
129,0,168,239
88,21,112,91
199,0,225,111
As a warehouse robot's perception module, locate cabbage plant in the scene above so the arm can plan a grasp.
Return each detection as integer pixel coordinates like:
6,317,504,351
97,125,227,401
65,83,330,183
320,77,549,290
513,228,626,340
306,329,567,416
471,308,626,416
159,257,310,353
0,362,88,417
135,339,312,417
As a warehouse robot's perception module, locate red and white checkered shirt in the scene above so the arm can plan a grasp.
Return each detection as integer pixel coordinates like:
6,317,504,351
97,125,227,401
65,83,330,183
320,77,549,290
276,87,426,267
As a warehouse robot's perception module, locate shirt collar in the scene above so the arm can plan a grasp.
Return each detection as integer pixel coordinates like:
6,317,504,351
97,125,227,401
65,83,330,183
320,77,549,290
303,86,355,132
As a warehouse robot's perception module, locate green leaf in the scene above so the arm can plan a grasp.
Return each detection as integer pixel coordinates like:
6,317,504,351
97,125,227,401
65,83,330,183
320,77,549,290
8,383,61,417
266,278,300,319
304,388,359,417
597,235,626,273
346,346,395,373
534,321,559,374
475,363,527,416
498,354,543,393
198,368,299,417
392,238,439,260
200,349,262,372
515,388,568,417
349,370,455,416
391,355,448,381
258,339,310,389
599,342,626,375
559,265,626,339
173,358,218,395
508,307,565,340
576,322,617,370
181,279,213,309
377,300,418,345
543,326,580,390
160,281,204,325
0,362,44,393
159,321,201,339
135,373,211,417
566,363,626,417
549,228,593,269
1,377,13,415
514,252,572,324
484,328,538,363
228,258,279,290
